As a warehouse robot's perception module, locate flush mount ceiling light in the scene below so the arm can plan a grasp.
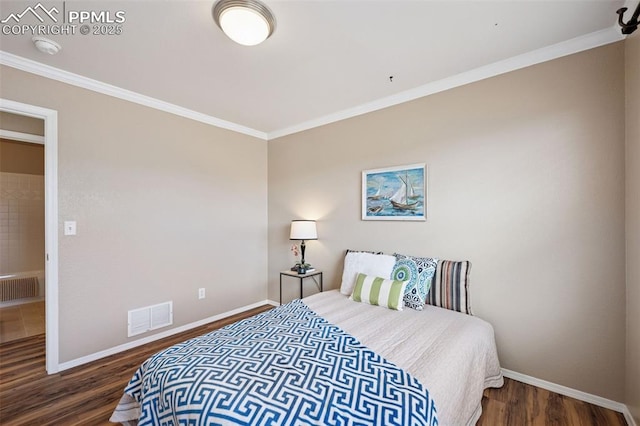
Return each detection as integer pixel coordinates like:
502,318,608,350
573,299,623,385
32,36,62,55
213,0,276,46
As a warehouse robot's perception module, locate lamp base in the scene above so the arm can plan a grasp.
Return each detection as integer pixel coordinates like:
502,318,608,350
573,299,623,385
291,263,313,274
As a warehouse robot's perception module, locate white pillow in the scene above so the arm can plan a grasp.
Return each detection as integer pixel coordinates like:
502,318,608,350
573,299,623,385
339,251,397,295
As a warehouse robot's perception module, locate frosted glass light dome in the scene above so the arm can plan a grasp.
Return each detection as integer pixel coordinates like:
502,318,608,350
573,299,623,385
213,0,276,46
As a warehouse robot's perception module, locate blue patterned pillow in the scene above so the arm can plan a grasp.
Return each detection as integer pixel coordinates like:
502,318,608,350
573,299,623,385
392,253,438,310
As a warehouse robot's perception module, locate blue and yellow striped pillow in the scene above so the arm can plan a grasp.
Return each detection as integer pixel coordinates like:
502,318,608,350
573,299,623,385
351,273,408,311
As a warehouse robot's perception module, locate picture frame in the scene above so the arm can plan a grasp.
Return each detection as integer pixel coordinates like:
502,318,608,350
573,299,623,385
362,163,426,221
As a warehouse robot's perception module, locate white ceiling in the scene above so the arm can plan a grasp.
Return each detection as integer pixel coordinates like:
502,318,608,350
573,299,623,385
0,0,635,139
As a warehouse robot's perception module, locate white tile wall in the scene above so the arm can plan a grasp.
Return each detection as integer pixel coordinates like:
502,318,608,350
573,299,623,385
0,172,45,275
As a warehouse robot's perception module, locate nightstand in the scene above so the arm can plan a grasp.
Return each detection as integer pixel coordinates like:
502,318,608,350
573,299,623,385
279,270,323,305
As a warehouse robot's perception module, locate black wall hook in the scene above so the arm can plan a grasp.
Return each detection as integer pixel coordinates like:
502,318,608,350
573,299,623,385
616,3,640,35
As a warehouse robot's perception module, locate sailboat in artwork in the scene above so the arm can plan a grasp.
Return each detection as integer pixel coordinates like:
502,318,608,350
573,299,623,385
390,173,419,210
407,179,420,200
368,179,383,200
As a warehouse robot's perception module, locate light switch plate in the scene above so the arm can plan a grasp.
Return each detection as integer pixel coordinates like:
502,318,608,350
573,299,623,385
64,221,76,236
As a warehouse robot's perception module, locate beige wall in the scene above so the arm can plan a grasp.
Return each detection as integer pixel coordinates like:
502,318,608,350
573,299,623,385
0,65,268,362
0,111,45,136
1,139,45,175
625,31,640,423
268,43,626,401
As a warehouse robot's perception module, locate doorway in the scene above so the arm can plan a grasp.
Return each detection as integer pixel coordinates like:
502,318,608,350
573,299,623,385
0,129,45,343
0,99,59,374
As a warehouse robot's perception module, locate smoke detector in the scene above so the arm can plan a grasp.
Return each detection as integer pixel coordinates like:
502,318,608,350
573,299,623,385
32,37,62,55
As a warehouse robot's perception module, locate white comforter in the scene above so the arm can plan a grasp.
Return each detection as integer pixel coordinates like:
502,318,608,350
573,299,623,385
304,290,503,426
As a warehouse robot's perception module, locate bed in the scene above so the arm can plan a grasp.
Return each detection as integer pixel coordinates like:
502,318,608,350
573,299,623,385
305,290,503,425
110,289,503,425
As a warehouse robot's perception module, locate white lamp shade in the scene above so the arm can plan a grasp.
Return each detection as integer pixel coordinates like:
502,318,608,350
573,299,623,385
290,220,317,240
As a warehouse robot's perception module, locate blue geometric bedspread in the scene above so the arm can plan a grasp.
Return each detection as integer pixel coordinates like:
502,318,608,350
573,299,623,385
124,299,438,425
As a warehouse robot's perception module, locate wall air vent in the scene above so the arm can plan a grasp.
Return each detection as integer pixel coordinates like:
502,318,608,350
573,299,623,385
0,276,38,301
128,301,173,337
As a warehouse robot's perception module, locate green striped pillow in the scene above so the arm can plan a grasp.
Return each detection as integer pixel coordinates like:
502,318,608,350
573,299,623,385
351,273,408,311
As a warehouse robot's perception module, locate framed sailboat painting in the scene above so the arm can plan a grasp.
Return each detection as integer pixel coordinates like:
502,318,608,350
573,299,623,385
362,163,426,221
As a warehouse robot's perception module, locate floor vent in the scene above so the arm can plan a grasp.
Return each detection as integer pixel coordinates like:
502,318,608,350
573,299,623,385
0,276,38,301
128,301,173,337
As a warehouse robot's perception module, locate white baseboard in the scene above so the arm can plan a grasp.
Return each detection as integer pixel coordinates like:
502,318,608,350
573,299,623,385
266,299,280,306
58,299,273,372
502,369,636,426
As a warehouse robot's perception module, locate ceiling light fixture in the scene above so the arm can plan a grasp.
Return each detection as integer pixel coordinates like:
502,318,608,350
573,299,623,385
32,36,62,55
213,0,275,46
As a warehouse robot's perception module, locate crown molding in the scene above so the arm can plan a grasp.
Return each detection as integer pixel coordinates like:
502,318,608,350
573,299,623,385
267,25,625,140
0,24,625,142
0,51,268,141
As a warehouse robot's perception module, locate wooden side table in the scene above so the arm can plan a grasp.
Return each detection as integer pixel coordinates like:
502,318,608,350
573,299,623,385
279,270,323,305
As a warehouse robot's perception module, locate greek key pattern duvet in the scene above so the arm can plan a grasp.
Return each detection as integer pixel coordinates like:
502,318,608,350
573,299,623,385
124,299,438,426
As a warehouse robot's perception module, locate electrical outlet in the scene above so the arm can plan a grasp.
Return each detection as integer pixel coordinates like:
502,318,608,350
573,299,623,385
198,288,205,299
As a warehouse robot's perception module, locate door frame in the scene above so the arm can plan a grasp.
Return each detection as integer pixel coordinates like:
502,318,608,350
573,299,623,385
0,98,59,374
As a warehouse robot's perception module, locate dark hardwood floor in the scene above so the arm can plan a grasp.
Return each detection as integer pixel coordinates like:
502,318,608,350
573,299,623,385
0,305,273,425
0,304,628,425
478,377,627,425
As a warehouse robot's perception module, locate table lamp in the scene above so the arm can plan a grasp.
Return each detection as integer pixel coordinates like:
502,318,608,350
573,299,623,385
289,220,317,273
